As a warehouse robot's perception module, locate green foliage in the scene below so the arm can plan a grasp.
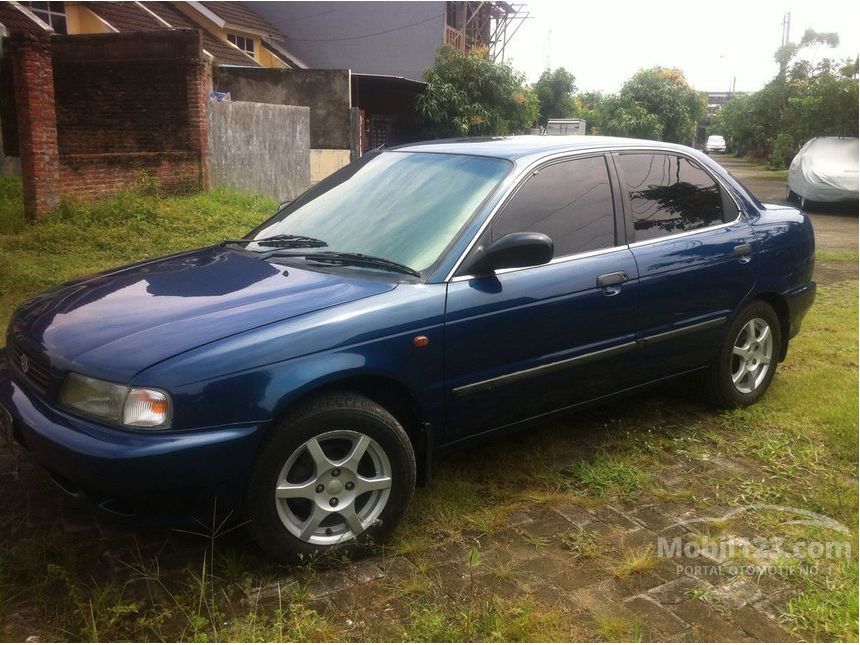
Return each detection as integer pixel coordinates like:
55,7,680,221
571,91,607,134
603,67,705,143
574,68,704,143
533,66,577,124
714,29,858,167
417,45,539,138
0,175,24,234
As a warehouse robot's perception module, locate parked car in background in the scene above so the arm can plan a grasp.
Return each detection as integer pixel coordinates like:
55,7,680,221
1,136,816,562
787,137,860,208
705,135,727,153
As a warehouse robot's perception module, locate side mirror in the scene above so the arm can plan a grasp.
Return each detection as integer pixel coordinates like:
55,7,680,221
460,232,554,276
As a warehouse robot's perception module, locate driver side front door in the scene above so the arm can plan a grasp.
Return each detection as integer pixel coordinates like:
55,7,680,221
443,154,641,444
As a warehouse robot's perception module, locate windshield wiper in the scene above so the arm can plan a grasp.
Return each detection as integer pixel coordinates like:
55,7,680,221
222,234,328,249
296,251,421,277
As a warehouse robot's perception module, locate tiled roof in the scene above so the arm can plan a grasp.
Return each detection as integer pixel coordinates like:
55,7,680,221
145,1,259,66
0,2,50,33
200,1,281,37
84,2,162,32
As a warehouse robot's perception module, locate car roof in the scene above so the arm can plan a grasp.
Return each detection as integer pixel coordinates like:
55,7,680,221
391,135,694,161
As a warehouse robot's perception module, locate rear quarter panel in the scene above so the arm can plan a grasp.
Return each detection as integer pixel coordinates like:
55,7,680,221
749,205,815,294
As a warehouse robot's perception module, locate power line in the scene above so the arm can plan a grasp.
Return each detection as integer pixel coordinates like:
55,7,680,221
285,13,444,43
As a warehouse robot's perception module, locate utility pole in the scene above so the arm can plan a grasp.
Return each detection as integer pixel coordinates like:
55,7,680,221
780,11,791,46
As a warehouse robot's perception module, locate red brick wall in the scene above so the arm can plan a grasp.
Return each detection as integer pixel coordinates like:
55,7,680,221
10,30,209,217
51,30,209,200
1,41,19,157
8,31,59,219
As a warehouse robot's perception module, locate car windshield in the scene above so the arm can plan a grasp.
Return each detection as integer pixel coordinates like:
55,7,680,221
247,151,511,275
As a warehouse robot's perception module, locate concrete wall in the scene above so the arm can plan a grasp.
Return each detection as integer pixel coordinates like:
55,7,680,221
207,100,310,202
309,148,350,185
212,66,350,149
245,1,444,81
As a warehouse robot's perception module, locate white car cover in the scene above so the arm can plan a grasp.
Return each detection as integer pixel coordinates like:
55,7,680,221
788,137,859,202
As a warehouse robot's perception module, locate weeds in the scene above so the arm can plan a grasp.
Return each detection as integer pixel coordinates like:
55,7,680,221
611,546,658,579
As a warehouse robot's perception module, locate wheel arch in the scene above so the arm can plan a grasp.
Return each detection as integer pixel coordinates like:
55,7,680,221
270,372,432,485
746,292,790,361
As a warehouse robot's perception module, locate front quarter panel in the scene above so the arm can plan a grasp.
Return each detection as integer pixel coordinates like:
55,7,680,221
133,284,447,431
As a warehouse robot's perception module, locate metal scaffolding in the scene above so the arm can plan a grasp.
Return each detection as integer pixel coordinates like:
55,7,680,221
445,2,530,62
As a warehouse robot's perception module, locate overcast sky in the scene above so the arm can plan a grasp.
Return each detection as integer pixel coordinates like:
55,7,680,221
505,0,860,93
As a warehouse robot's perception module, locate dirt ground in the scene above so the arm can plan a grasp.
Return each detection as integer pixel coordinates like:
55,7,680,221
0,156,856,641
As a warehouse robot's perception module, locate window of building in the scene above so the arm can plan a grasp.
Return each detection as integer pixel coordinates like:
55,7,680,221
227,33,255,56
482,156,617,258
616,153,726,242
21,1,67,34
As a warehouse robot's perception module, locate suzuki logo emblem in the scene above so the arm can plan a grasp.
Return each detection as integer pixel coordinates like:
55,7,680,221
19,354,29,374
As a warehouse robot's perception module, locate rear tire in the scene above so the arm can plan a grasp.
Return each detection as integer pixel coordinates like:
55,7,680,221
707,301,782,408
246,392,416,563
787,187,799,203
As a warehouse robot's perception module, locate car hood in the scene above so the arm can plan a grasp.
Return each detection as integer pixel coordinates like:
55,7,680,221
10,247,397,382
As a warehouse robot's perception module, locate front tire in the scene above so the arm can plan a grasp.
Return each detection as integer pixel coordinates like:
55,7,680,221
707,301,782,408
246,393,416,563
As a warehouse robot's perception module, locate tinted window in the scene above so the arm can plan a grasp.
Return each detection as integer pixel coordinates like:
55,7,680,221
617,154,724,241
486,156,616,257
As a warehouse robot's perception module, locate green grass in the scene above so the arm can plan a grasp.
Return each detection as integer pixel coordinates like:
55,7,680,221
0,176,25,235
567,453,652,500
738,169,789,182
817,249,859,263
0,183,276,339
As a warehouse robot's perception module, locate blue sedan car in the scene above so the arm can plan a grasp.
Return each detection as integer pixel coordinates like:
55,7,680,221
0,137,815,561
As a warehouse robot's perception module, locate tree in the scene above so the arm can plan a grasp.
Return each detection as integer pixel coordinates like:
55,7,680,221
416,45,539,138
533,67,576,125
714,29,858,167
602,67,705,144
572,91,607,134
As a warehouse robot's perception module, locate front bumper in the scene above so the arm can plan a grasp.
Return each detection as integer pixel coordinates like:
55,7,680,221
0,361,266,526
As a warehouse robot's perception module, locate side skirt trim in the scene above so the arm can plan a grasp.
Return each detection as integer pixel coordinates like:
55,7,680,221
450,316,727,399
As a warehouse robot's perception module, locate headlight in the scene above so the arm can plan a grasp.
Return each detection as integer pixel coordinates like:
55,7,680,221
59,373,172,429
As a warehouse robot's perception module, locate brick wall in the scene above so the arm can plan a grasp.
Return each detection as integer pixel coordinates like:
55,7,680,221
51,30,209,201
1,39,19,158
9,30,210,219
8,31,59,218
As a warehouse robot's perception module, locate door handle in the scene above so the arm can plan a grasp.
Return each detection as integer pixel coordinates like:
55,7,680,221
734,243,753,263
596,271,628,289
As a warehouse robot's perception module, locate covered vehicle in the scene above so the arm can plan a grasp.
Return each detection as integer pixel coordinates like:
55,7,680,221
705,135,726,153
787,137,859,206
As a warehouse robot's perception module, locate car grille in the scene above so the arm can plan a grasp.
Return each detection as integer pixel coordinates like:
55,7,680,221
11,341,52,393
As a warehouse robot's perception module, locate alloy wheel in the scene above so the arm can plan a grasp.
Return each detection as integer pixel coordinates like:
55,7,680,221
274,430,392,545
731,317,773,394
